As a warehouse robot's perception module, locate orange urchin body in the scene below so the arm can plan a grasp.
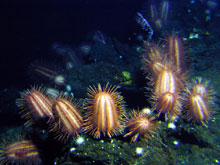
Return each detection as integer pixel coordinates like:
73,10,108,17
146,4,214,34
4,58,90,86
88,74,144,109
154,68,177,94
124,110,159,142
50,96,83,142
167,35,185,74
153,68,182,120
83,83,125,138
156,92,176,115
191,77,213,100
0,140,41,164
16,86,54,126
184,77,214,124
142,42,167,77
184,93,211,124
141,37,186,121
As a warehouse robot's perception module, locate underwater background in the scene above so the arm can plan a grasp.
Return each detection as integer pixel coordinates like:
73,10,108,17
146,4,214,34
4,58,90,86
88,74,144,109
0,0,220,164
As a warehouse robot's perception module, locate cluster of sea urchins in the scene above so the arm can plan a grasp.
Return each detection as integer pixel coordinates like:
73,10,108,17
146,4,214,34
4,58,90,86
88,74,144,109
14,82,160,146
14,81,160,147
142,34,214,124
1,34,215,164
16,35,214,144
16,86,83,142
15,84,128,140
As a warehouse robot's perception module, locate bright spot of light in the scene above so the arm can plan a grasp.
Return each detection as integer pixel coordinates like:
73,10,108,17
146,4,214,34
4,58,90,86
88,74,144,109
136,147,144,155
70,147,76,153
168,122,176,129
75,136,85,145
173,140,179,146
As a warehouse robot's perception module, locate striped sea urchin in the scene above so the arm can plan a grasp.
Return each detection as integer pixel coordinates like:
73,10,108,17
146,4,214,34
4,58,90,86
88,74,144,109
0,140,41,164
16,86,54,126
83,83,125,138
50,96,83,142
184,77,214,124
124,110,159,142
184,93,211,124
